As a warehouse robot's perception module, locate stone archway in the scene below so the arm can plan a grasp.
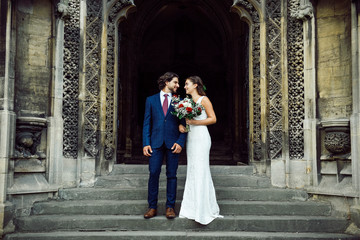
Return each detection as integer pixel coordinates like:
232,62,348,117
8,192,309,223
116,0,250,165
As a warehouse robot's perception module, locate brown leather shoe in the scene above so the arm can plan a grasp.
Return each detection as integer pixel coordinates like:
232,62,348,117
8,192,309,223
144,208,157,219
166,207,176,219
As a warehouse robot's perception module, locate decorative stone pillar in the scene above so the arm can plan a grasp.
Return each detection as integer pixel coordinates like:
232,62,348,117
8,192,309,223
0,0,16,236
351,0,360,195
291,0,317,187
47,0,69,187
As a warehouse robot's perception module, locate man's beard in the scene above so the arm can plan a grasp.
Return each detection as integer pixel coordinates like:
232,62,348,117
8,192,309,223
169,87,177,94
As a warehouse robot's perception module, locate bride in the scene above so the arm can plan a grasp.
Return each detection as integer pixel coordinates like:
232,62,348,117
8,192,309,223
178,75,223,225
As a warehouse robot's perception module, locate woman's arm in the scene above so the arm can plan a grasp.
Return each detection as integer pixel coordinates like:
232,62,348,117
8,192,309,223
186,97,216,126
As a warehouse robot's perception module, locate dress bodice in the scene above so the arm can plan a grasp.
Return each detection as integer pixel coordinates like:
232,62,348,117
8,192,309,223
194,96,207,121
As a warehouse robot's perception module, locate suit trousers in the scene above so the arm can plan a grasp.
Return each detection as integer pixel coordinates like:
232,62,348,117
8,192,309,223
148,144,179,209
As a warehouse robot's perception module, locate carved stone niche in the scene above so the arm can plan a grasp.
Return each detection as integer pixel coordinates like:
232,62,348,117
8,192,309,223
321,119,351,156
14,112,47,173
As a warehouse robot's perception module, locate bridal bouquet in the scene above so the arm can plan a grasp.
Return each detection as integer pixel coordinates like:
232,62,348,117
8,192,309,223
171,95,204,132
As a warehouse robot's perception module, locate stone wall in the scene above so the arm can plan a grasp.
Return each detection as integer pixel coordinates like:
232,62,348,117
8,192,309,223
305,0,355,201
316,0,352,120
14,0,52,116
6,0,58,220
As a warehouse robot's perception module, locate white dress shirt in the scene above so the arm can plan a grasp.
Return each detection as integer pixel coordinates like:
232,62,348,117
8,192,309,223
160,91,172,108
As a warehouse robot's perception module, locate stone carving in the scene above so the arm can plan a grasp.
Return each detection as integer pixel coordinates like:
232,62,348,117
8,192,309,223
14,117,47,159
105,0,135,160
56,0,71,19
288,0,305,159
267,0,283,159
322,121,351,155
63,0,80,158
324,131,351,155
84,1,102,157
234,0,262,161
290,0,313,20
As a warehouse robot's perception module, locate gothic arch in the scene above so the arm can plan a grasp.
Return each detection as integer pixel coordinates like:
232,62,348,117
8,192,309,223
109,0,252,164
75,0,307,172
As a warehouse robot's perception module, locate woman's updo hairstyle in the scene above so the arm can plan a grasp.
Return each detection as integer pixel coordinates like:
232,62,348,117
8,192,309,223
187,76,206,96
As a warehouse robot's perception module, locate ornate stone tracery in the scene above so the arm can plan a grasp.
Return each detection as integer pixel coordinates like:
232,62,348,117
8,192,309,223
287,0,305,159
63,0,80,158
266,0,283,159
84,1,102,157
234,0,262,161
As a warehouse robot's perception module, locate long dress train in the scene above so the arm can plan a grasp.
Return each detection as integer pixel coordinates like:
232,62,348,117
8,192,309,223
179,96,223,225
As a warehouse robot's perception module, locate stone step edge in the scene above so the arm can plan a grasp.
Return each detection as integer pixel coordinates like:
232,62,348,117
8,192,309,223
111,165,253,171
60,186,307,192
15,215,349,234
4,231,357,239
31,199,331,216
59,186,309,196
99,174,268,179
32,199,330,208
17,214,344,221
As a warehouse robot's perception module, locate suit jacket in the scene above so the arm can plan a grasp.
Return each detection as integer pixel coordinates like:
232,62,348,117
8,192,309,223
143,93,187,149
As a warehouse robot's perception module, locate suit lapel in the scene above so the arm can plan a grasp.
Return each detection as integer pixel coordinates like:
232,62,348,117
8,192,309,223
165,99,173,118
155,93,165,118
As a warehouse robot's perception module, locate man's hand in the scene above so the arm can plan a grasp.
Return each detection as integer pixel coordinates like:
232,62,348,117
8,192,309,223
179,124,186,133
143,145,152,157
171,143,182,154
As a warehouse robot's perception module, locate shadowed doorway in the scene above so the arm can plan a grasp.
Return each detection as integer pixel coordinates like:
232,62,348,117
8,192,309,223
117,0,249,165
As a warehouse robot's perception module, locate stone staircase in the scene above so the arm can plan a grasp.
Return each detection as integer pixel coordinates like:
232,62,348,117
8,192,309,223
120,141,240,165
4,164,357,239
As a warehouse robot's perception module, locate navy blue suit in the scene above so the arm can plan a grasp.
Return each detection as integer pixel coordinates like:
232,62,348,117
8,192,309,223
143,93,187,209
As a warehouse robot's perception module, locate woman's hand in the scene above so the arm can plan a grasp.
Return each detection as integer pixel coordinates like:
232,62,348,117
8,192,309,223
186,119,195,125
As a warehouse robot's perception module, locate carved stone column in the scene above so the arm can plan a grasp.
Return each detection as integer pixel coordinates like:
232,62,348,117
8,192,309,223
290,0,317,187
351,0,360,194
47,0,69,186
0,0,16,236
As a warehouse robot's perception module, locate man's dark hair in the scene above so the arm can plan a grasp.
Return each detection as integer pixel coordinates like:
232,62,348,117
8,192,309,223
157,72,179,90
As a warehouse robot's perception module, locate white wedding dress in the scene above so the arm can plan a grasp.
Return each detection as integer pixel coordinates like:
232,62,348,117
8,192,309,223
179,96,223,225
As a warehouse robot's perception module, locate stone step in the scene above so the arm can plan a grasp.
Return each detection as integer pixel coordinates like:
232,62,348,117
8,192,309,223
4,231,358,240
111,164,254,175
120,154,239,165
94,174,271,188
59,187,308,202
14,215,350,233
32,199,332,216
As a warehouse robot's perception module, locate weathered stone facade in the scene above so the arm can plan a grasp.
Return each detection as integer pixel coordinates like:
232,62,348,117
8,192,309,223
1,0,360,236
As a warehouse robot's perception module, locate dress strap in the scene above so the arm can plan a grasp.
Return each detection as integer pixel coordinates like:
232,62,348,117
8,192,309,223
197,96,205,104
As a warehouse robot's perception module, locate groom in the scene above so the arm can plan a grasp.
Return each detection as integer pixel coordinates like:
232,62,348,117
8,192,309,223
142,72,187,219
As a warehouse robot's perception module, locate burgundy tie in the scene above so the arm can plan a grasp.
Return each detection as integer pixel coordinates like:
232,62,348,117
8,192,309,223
163,94,168,116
